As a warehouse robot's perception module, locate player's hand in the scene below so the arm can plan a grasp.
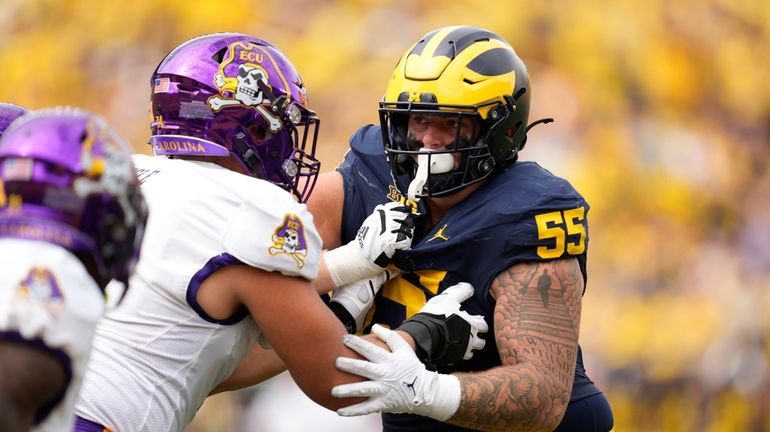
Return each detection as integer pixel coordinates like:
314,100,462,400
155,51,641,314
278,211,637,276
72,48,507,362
332,324,461,421
420,283,487,361
329,269,399,334
323,202,415,287
355,202,415,267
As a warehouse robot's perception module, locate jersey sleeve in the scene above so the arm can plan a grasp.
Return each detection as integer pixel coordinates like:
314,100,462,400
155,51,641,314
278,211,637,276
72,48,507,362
469,167,590,293
221,193,322,281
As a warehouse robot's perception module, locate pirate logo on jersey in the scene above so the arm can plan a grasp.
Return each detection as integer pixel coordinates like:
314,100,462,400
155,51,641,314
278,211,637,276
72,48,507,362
268,214,308,268
16,268,64,315
207,41,283,132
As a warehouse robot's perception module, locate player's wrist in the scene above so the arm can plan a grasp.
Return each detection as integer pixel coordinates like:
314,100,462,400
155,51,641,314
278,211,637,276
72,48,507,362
327,300,357,334
394,330,416,350
396,315,440,367
397,312,472,367
322,242,383,287
418,372,461,421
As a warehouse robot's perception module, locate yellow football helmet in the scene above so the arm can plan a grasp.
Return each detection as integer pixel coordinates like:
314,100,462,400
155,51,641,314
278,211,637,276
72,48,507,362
380,25,549,197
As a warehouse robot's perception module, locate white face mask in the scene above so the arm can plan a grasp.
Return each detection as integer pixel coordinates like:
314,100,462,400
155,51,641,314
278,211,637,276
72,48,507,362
407,150,455,201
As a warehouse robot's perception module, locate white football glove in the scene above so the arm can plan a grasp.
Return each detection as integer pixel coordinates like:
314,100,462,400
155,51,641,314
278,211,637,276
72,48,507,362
329,269,399,334
414,282,488,362
323,202,415,287
332,324,461,421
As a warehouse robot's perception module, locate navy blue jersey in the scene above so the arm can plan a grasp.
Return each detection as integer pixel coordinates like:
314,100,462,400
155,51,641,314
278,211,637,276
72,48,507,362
337,125,609,432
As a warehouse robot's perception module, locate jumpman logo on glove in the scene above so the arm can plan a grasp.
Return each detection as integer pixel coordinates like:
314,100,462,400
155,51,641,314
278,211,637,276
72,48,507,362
403,376,418,397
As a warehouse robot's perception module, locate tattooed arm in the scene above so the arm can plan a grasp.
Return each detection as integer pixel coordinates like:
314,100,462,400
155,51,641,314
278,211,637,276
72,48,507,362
331,257,583,430
448,257,583,432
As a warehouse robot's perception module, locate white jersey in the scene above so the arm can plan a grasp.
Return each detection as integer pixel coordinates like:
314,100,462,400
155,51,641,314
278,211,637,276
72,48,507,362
75,155,321,432
0,239,104,432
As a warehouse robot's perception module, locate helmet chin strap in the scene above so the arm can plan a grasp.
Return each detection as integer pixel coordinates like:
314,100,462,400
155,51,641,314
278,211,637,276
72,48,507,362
407,150,455,201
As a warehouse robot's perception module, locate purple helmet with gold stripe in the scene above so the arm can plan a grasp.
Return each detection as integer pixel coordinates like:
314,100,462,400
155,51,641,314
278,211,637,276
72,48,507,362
0,108,147,289
149,33,321,202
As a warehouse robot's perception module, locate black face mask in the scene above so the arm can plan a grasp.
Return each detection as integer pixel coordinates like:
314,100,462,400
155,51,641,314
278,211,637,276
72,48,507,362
384,110,503,198
400,134,482,198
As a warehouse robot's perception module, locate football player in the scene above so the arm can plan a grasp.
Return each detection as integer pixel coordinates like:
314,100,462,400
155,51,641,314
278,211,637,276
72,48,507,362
0,106,147,432
308,26,615,431
73,33,486,432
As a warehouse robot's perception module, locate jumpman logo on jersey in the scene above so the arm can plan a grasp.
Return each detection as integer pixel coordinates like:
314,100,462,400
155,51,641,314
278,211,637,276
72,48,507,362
403,376,418,397
428,224,450,242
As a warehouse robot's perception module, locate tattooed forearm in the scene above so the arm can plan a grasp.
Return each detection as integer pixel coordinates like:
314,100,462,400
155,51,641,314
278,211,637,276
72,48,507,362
446,258,583,432
452,363,567,431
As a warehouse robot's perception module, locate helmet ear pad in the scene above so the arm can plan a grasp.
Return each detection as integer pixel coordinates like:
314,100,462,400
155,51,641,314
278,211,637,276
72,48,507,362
483,95,529,169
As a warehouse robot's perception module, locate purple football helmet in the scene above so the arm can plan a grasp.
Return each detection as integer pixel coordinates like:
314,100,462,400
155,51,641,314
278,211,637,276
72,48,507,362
149,33,321,202
0,108,147,289
0,102,29,135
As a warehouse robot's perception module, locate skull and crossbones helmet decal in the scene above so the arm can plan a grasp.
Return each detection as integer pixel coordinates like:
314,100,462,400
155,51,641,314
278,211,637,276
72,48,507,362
207,42,284,133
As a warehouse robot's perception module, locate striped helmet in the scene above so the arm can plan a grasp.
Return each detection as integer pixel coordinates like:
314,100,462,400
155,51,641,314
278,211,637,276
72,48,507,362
380,26,541,198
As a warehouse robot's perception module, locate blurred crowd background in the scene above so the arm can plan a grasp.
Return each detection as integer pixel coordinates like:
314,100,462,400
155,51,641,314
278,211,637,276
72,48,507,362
2,0,768,431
